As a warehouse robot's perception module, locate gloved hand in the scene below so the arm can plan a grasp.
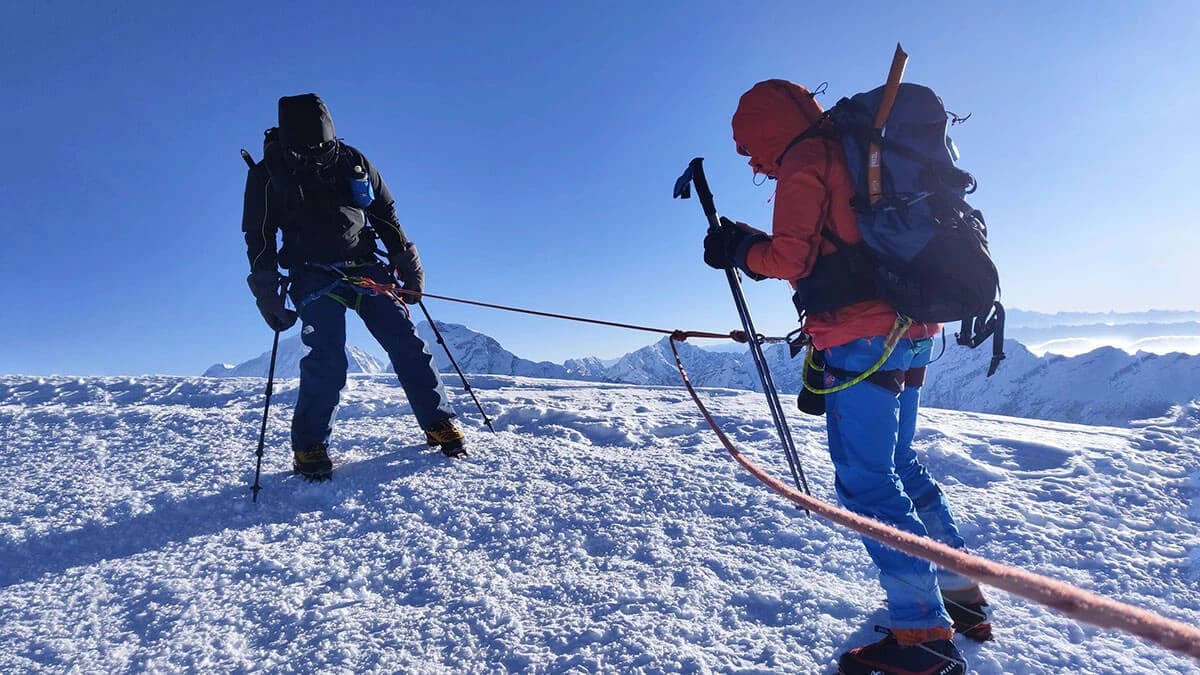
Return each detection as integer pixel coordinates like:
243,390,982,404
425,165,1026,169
703,216,768,277
246,270,298,331
388,242,424,305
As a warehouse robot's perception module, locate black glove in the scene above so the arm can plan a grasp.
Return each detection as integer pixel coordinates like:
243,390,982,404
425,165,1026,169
246,270,298,331
703,216,769,278
388,242,424,305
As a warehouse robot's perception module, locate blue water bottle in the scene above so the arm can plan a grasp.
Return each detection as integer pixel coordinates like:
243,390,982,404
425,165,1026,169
350,165,374,207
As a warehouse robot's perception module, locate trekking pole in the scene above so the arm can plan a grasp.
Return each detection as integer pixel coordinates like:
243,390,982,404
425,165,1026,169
371,247,496,433
674,157,810,497
250,326,281,503
241,144,275,502
416,299,496,433
250,278,289,502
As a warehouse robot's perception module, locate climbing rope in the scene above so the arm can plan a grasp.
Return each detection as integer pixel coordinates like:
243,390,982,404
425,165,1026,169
402,289,787,345
331,268,789,346
300,275,1200,660
666,335,1200,660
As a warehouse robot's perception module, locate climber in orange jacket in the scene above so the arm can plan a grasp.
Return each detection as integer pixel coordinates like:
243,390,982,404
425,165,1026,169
703,79,993,675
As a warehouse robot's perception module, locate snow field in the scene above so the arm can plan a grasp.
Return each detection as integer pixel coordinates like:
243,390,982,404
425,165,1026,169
1,374,1198,673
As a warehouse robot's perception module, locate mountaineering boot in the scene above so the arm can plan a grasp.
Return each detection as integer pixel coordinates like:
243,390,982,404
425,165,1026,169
424,419,466,457
942,585,994,642
838,626,965,675
293,442,333,481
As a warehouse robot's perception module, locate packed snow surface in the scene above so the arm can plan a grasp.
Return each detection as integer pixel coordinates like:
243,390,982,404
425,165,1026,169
1,374,1198,673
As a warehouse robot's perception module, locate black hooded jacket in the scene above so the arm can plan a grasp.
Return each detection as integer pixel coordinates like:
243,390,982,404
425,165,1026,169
241,94,410,273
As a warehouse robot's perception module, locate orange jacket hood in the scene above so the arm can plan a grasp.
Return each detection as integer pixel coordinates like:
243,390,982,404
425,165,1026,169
731,80,825,178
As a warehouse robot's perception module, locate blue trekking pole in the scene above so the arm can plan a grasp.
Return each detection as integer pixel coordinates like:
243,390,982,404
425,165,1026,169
674,157,810,496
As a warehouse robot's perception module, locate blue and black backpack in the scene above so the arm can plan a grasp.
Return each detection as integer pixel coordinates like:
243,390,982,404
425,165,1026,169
789,83,1006,375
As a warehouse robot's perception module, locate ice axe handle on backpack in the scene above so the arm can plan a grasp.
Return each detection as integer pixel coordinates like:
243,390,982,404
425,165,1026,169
868,43,909,204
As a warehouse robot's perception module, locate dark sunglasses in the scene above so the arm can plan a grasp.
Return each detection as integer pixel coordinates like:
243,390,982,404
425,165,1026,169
293,140,335,156
288,140,337,167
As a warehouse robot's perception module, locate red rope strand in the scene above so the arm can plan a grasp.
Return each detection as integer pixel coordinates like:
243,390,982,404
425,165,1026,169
376,285,782,344
667,337,1200,661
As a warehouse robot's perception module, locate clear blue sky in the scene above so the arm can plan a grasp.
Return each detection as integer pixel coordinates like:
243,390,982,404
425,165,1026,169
2,1,1197,376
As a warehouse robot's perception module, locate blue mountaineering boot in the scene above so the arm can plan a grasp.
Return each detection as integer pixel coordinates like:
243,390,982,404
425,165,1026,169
293,442,333,481
838,626,965,675
424,418,466,457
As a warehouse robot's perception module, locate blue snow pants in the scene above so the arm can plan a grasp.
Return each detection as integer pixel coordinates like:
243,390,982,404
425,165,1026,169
824,335,973,630
287,263,456,451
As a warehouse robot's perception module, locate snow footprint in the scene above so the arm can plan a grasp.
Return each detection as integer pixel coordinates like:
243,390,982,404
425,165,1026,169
986,437,1074,474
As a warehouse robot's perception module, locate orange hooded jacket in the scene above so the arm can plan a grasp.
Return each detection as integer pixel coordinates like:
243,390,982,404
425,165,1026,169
731,79,938,350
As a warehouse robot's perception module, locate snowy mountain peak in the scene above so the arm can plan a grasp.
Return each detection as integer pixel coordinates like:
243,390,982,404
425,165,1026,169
416,321,572,379
203,335,387,379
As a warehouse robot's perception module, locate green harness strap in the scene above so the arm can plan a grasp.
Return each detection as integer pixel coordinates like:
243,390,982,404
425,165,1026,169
307,263,377,314
801,315,913,395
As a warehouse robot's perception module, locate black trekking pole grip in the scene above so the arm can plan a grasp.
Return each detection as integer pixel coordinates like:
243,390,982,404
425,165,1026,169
675,158,723,232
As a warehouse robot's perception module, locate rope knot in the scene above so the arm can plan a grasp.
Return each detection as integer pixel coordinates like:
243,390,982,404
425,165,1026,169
670,330,689,343
729,330,750,343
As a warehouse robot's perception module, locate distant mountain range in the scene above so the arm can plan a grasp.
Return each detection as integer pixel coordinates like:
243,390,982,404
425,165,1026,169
920,337,1200,425
1003,309,1200,328
413,322,606,381
208,321,1200,427
1003,316,1200,357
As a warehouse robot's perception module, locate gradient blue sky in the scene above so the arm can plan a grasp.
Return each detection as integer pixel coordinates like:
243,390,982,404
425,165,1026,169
2,1,1197,376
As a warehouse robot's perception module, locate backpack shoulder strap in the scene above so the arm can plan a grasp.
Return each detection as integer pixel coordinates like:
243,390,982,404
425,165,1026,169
774,111,836,167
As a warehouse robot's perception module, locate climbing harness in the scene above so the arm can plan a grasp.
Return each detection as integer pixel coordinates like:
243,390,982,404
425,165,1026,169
800,315,913,395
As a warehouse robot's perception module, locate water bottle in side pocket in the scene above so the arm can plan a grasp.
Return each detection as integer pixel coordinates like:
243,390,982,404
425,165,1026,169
350,164,374,207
